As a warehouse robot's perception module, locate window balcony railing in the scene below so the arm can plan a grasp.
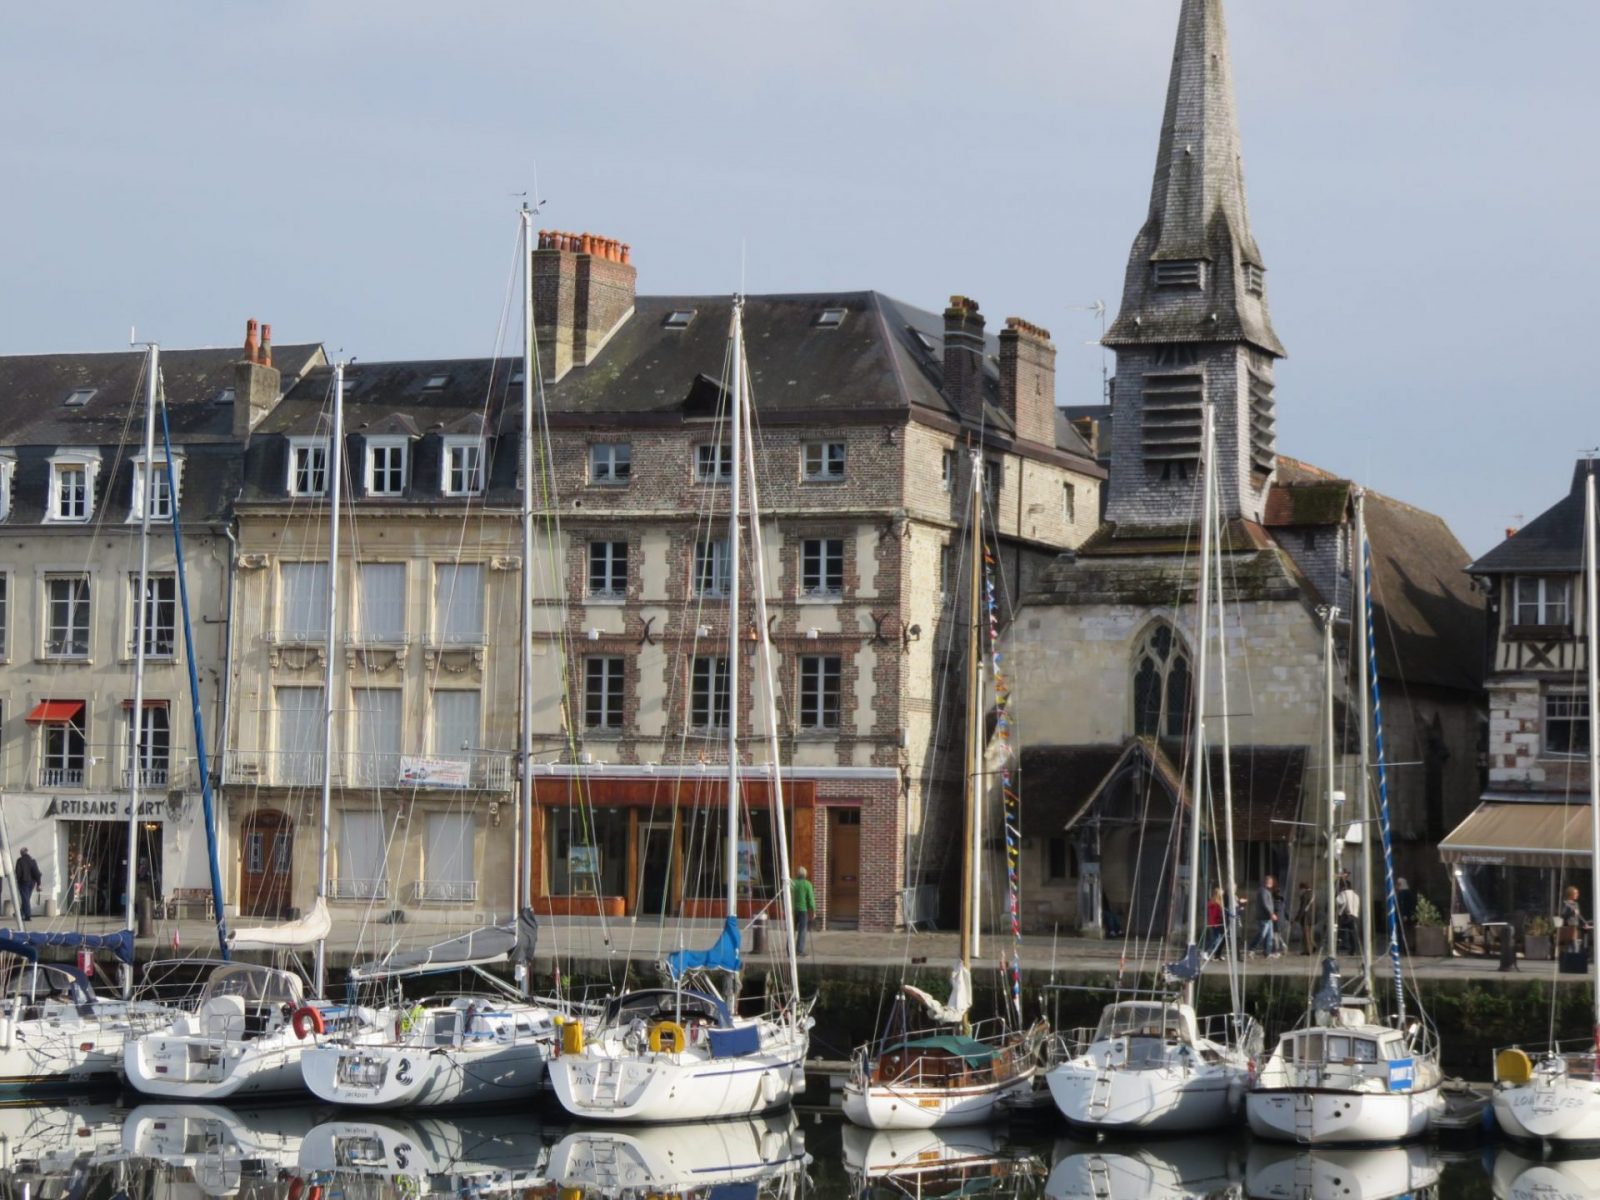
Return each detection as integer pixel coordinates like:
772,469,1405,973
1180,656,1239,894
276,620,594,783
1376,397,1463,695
44,639,90,659
122,766,171,790
39,766,86,789
344,631,413,649
220,750,511,791
330,878,389,901
412,880,478,903
127,638,178,658
265,628,328,646
222,751,325,788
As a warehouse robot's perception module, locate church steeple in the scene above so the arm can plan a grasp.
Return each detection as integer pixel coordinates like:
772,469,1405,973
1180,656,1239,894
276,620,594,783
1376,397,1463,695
1104,0,1285,527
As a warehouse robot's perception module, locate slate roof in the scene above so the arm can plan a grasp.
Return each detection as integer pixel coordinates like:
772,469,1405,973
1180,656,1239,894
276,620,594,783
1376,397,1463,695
1469,459,1598,575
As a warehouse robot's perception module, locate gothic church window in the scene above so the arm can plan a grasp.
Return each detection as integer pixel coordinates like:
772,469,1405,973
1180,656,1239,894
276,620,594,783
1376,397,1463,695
1131,622,1192,740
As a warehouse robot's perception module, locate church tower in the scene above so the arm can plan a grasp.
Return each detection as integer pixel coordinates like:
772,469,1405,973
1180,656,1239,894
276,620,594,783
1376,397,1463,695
1103,0,1285,527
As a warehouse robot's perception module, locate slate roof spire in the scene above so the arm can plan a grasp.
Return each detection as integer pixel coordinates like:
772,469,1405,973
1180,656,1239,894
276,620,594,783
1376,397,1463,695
1104,0,1283,357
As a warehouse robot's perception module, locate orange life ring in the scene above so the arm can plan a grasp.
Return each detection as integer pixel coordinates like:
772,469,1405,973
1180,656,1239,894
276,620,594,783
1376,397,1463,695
291,1006,326,1040
287,1178,305,1200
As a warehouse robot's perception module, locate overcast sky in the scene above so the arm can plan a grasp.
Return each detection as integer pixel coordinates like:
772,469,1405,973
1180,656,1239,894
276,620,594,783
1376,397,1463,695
3,3,1592,555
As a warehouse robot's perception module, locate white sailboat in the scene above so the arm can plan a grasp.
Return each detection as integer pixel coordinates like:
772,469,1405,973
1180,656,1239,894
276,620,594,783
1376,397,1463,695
545,296,811,1123
1492,461,1600,1144
124,361,391,1100
1047,405,1260,1134
549,1112,806,1198
301,207,559,1111
841,447,1043,1131
1247,493,1444,1144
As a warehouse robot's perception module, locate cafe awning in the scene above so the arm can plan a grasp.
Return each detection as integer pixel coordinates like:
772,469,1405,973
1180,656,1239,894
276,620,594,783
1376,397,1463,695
25,700,84,724
1439,801,1592,869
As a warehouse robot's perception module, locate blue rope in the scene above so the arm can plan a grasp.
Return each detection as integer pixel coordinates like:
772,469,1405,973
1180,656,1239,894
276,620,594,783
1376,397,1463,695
1363,539,1403,1023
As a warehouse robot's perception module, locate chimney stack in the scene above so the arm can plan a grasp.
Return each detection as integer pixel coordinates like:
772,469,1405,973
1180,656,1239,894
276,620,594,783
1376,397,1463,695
998,316,1058,446
532,229,637,383
233,316,282,439
941,296,986,419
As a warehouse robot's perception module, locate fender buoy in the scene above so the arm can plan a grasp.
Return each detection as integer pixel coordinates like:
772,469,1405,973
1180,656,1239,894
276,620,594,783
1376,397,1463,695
648,1020,686,1054
287,1178,305,1200
292,1006,326,1040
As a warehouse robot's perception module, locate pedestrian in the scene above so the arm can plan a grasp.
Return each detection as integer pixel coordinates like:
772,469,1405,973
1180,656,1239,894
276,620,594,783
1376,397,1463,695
14,849,42,923
1336,879,1361,954
1204,887,1226,958
1249,875,1282,958
791,867,816,955
1293,881,1318,956
1559,884,1590,953
1395,877,1417,951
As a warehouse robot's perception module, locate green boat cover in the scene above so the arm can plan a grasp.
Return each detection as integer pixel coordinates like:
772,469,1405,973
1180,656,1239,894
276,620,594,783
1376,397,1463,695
885,1035,997,1066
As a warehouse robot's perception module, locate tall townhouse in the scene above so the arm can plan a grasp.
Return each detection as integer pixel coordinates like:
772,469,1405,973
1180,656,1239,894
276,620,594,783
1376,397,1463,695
0,332,321,919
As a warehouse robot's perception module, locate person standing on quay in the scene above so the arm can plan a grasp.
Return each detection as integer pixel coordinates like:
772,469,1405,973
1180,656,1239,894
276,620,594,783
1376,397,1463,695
14,849,42,923
1249,874,1282,958
791,867,817,955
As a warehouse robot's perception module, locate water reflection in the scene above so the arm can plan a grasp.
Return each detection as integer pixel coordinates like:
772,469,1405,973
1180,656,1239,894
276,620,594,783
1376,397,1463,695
1491,1145,1600,1199
1244,1143,1441,1200
843,1125,1044,1199
550,1112,808,1198
301,1113,553,1196
1046,1136,1238,1200
123,1104,320,1197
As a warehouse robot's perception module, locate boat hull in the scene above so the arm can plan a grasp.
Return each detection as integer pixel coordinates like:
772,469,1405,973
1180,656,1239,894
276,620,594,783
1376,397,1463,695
1047,1059,1245,1133
302,1038,549,1108
1245,1084,1441,1145
1493,1075,1600,1144
123,1027,313,1100
841,1067,1036,1130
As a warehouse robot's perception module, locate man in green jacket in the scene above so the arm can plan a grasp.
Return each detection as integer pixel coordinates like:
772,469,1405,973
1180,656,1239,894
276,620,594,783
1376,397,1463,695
792,867,817,955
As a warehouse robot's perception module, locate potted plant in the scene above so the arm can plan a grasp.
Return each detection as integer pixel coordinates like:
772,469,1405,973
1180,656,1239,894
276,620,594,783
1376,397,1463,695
1524,913,1554,962
1411,895,1448,957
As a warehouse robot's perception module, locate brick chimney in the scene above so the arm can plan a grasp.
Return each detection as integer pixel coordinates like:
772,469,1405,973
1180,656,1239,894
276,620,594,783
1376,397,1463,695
232,317,282,440
998,316,1057,446
533,230,636,383
942,295,986,419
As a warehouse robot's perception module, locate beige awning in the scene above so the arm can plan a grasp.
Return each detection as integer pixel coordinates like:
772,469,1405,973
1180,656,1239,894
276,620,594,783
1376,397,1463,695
1439,801,1593,869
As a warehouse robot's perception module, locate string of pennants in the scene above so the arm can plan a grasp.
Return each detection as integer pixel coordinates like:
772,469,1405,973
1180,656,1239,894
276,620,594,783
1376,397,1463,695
983,544,1024,1024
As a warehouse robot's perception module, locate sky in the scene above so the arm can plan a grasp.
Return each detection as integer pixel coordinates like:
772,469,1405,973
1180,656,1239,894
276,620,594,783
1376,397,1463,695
2,2,1594,557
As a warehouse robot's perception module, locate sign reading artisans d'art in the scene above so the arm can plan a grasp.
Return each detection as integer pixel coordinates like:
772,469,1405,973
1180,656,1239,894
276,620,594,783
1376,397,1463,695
44,797,165,821
398,756,470,789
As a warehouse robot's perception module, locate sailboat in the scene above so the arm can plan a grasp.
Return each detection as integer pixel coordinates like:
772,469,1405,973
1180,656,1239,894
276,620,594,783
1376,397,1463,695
1046,405,1260,1133
550,1113,807,1199
1491,461,1600,1144
1246,492,1444,1144
841,446,1044,1131
124,360,390,1100
544,296,811,1123
300,207,559,1111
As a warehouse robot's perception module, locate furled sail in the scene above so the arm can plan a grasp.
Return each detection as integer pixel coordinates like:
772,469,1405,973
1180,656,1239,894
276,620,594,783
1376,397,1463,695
228,896,332,951
665,915,741,980
0,928,134,964
349,915,526,980
903,960,972,1026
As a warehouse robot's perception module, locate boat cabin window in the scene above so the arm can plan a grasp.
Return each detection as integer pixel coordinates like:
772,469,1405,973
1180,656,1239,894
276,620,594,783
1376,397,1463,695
606,989,728,1028
1380,1036,1405,1059
1293,1033,1323,1064
1095,1003,1184,1041
201,965,303,1006
433,1010,461,1046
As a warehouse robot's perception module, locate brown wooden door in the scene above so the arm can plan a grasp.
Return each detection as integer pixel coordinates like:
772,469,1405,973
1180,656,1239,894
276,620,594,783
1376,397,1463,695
829,809,862,927
240,811,293,918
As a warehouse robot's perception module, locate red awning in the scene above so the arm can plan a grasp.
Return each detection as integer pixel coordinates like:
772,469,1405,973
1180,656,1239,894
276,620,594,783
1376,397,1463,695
120,698,168,709
26,700,85,724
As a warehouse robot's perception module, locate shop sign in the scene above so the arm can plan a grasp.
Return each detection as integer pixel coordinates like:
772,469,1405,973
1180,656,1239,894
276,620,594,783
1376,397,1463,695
44,797,165,821
398,756,470,789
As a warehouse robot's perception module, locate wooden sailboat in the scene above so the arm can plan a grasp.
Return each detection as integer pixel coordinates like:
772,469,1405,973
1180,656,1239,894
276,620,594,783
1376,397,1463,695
841,448,1043,1130
1491,461,1600,1143
1046,405,1260,1133
544,295,811,1123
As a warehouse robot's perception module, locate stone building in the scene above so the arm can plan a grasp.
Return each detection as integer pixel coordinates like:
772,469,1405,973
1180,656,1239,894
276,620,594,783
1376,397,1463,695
1006,0,1484,935
0,332,322,919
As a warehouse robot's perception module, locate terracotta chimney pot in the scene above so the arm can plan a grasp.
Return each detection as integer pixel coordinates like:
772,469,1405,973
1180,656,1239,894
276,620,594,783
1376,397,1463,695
243,318,259,364
259,323,273,368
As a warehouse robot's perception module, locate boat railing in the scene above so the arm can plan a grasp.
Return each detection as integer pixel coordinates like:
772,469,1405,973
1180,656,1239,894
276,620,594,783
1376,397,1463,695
851,1018,1030,1089
1492,1036,1600,1082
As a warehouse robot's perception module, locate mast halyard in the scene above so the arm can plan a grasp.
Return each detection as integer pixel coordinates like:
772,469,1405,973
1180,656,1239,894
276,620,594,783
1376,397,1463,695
126,342,160,1000
726,299,745,928
517,207,536,996
1182,405,1216,1007
313,361,346,999
1585,462,1600,1034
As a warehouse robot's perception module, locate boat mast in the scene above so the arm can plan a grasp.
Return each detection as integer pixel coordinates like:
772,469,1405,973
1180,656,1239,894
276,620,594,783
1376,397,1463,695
1584,462,1599,1035
125,342,159,999
1182,405,1216,1007
1210,452,1243,1018
1321,603,1340,983
313,361,346,999
961,450,983,975
517,207,536,996
1353,491,1375,1000
725,299,745,924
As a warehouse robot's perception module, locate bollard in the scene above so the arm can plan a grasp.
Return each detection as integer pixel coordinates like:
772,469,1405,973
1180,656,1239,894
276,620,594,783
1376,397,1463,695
1497,926,1518,973
137,894,155,939
750,913,768,956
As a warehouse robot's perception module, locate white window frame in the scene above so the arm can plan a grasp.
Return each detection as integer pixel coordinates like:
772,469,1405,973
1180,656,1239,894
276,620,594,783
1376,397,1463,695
941,450,957,493
798,654,841,730
695,443,733,485
430,689,481,757
287,437,330,497
802,441,847,482
691,655,730,729
44,574,91,659
125,702,171,788
433,563,486,644
442,436,485,497
1063,481,1077,524
1545,689,1591,758
46,451,100,524
1513,576,1572,628
693,538,732,598
356,562,407,643
278,562,330,642
0,453,15,522
801,537,845,599
129,452,181,523
129,572,178,658
588,540,628,600
365,436,408,497
40,706,88,788
585,656,625,730
590,443,632,486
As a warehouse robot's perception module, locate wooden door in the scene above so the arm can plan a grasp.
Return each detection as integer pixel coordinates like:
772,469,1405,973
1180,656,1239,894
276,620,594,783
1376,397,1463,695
829,809,862,927
240,810,293,918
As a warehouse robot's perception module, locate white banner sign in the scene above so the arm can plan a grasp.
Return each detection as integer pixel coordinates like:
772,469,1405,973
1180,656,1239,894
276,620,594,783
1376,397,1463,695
399,756,470,789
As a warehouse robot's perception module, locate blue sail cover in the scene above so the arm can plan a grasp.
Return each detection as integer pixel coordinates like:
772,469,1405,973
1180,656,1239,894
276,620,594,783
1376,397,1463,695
1163,943,1203,983
0,936,39,962
0,929,134,965
665,916,741,980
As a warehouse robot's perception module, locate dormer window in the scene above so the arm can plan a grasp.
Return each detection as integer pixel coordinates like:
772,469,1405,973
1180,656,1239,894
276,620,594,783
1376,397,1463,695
0,453,14,522
365,437,408,497
442,437,485,497
1513,576,1572,630
130,453,181,523
288,438,329,497
1153,260,1204,289
46,451,100,523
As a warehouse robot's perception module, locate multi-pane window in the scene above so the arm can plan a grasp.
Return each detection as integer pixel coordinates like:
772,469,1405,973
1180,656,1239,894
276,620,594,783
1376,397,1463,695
1063,482,1077,524
691,655,730,729
694,538,732,597
425,813,476,901
941,450,958,493
1514,576,1572,628
585,657,625,729
0,455,13,522
279,563,329,641
1546,691,1591,757
590,443,632,485
434,563,485,642
1132,623,1191,740
366,439,407,496
443,438,485,496
337,811,388,900
288,439,329,496
357,563,406,641
130,457,175,521
52,463,91,521
41,705,87,787
275,686,324,785
0,573,7,659
798,655,841,729
983,459,1003,509
588,541,629,599
46,576,91,658
802,441,846,482
131,574,177,657
126,702,171,787
353,688,403,786
801,538,844,598
431,690,480,757
939,545,954,607
695,443,733,484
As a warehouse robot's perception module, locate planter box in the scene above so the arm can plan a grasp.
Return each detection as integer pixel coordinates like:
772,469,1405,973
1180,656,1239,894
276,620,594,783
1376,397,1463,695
1524,933,1553,962
1412,925,1448,957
